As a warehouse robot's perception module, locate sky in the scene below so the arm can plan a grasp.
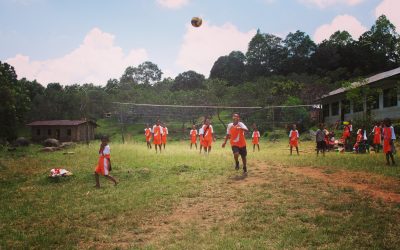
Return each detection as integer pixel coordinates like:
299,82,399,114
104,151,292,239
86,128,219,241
0,0,399,86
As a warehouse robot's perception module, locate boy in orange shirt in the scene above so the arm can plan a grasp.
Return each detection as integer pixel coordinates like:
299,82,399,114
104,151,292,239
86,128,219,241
190,125,198,149
144,124,152,149
162,123,168,150
94,136,117,188
289,124,300,155
200,118,215,154
152,120,164,153
252,124,260,152
222,114,249,173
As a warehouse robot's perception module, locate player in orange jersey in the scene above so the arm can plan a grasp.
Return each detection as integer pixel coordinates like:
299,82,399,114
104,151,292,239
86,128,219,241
144,124,152,149
152,120,164,153
251,124,260,152
162,123,168,150
200,118,215,154
189,125,198,149
289,124,299,155
222,114,249,173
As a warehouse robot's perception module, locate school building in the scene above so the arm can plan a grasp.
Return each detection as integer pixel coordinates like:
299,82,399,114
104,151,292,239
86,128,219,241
27,120,98,142
320,67,400,125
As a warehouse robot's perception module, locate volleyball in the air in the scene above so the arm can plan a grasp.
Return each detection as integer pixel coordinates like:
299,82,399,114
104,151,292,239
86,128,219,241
191,17,202,27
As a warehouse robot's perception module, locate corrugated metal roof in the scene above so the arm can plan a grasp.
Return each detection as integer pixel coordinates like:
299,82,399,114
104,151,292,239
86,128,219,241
27,120,97,126
322,67,400,98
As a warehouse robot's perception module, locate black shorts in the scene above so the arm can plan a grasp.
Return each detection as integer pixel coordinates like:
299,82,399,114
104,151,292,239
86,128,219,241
232,146,247,157
317,141,326,150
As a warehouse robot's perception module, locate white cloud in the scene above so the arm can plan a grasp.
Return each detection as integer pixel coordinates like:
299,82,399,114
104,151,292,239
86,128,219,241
299,0,364,8
176,22,256,76
157,0,189,9
375,0,400,31
6,28,148,85
313,14,367,43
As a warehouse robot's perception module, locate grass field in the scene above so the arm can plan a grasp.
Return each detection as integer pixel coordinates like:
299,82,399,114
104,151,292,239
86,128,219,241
1,139,400,249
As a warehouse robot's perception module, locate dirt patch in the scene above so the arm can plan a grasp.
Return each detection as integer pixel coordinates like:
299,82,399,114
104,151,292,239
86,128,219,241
286,166,400,203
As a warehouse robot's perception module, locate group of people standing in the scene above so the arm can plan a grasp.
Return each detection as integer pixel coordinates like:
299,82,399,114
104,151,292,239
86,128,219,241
144,120,169,153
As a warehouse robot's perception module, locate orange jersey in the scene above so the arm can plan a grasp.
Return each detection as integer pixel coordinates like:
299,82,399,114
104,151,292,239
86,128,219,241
201,125,214,147
95,145,111,176
289,130,299,147
153,125,163,145
383,126,395,153
162,127,168,144
227,122,248,148
145,128,152,142
373,126,381,145
252,131,260,145
190,129,197,143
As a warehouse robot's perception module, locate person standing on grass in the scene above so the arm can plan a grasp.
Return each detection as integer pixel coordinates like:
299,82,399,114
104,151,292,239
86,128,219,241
94,136,117,188
342,121,351,150
371,121,382,153
199,123,205,154
252,124,260,152
316,123,326,157
289,124,300,155
162,123,168,150
145,124,152,149
383,118,396,166
201,118,215,154
153,120,164,153
222,113,249,173
190,125,198,149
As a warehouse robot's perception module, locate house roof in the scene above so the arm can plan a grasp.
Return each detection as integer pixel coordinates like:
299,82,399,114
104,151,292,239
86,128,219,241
27,120,98,127
322,67,400,99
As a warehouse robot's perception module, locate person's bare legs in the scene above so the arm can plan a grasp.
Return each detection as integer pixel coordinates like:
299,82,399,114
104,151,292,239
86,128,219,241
195,143,197,149
234,153,240,170
163,143,166,150
242,156,247,173
257,144,260,152
296,147,299,155
94,172,100,188
253,144,255,152
200,145,203,154
207,146,211,154
105,175,117,185
290,146,293,155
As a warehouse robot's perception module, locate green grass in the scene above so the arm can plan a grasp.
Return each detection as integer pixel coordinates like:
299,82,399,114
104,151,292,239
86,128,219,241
1,140,400,249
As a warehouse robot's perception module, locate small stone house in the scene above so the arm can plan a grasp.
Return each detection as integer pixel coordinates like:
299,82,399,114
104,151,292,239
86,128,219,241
27,120,98,142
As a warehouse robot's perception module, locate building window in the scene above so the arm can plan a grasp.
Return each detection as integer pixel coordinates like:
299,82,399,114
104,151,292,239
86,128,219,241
353,100,364,113
331,102,339,116
67,129,71,136
48,129,52,136
341,99,350,114
323,104,330,117
367,92,380,110
36,129,40,135
383,88,397,108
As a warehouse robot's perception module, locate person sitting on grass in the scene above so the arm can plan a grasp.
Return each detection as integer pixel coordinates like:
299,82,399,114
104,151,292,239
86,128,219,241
252,124,261,152
383,118,396,166
94,136,117,188
289,124,300,155
222,113,249,173
316,123,326,157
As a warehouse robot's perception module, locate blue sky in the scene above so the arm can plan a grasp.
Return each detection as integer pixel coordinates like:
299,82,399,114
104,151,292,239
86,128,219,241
0,0,398,85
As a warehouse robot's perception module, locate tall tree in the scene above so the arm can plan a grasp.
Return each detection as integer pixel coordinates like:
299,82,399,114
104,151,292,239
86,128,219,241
172,71,205,91
246,30,285,79
282,30,316,74
210,51,246,85
0,62,19,141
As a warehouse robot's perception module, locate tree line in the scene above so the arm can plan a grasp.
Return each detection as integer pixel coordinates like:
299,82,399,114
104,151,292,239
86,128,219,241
1,15,399,142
